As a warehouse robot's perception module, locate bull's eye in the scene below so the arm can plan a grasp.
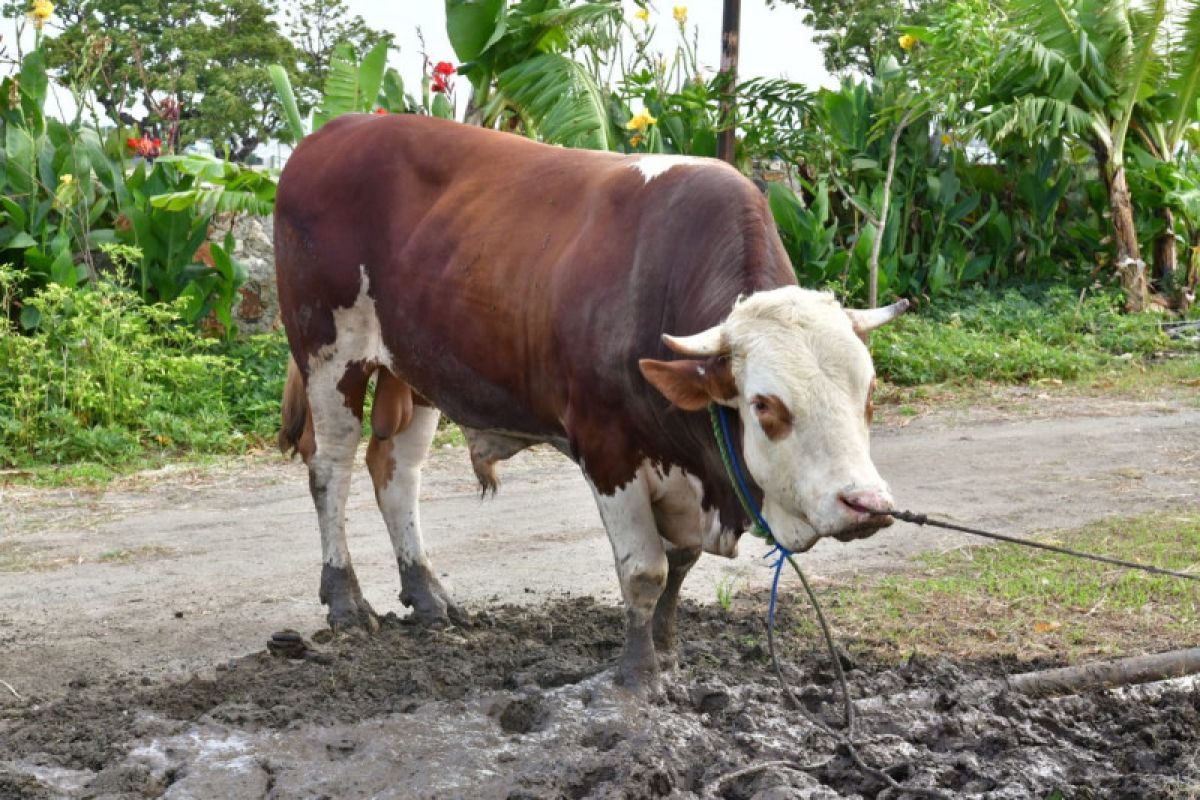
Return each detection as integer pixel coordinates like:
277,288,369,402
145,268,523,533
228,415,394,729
750,394,793,441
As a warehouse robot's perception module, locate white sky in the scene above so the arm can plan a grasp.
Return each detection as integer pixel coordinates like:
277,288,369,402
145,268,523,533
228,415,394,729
1,1,833,133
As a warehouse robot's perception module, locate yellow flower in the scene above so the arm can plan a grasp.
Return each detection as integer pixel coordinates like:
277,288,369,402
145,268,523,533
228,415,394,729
940,133,953,147
59,173,74,185
898,33,916,51
29,0,53,26
625,109,657,132
635,7,649,23
673,5,687,25
630,134,643,147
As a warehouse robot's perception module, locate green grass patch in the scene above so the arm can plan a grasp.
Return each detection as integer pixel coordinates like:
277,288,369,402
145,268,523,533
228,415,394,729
871,286,1192,385
806,513,1200,663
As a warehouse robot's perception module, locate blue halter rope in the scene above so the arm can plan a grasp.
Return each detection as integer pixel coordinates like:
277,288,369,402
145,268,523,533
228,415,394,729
709,403,791,628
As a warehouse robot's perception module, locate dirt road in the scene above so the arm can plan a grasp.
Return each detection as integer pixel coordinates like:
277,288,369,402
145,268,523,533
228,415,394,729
2,393,1197,700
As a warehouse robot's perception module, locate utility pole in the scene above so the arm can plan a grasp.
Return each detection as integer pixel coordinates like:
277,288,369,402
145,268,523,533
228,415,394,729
716,0,740,164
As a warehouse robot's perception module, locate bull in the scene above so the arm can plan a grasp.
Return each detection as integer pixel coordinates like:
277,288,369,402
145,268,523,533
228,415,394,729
273,114,906,688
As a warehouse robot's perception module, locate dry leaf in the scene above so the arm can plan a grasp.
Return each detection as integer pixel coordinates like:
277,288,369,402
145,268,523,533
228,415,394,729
1032,621,1061,634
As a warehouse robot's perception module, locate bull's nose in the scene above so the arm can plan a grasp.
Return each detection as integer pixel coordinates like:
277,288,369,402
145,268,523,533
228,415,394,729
838,488,893,518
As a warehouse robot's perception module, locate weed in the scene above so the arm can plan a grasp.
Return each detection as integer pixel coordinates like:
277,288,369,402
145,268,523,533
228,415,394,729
715,576,740,611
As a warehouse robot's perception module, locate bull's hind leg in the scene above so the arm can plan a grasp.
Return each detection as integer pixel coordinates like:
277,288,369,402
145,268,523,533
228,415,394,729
306,362,378,632
652,543,701,666
366,373,463,626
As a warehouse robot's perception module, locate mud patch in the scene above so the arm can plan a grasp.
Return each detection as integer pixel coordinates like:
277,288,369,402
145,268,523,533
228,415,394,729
1,597,1197,799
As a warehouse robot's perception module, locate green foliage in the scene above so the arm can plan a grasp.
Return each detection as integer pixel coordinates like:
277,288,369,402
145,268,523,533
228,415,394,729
149,154,277,217
0,270,288,468
312,40,392,129
31,0,391,160
870,287,1173,385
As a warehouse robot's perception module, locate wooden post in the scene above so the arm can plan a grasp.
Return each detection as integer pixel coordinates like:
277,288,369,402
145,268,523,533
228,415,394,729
716,0,741,164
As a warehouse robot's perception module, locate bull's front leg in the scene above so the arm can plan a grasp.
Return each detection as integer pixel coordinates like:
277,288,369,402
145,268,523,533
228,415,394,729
587,469,668,691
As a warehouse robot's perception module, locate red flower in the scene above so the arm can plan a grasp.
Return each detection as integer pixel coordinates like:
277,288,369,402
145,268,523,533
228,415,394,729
374,107,388,115
433,61,455,77
431,74,449,93
152,137,161,148
126,137,139,150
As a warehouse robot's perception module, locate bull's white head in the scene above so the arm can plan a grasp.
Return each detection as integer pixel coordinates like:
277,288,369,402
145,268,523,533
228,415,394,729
639,287,908,553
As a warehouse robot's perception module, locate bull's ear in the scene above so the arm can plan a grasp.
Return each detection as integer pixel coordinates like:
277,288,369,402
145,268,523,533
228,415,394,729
639,357,737,411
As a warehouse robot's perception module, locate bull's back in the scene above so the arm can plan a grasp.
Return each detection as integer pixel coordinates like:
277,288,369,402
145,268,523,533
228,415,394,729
274,115,632,433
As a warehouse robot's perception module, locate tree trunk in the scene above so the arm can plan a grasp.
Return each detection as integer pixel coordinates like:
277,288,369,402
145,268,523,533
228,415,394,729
1153,206,1177,292
716,0,741,164
1107,163,1149,312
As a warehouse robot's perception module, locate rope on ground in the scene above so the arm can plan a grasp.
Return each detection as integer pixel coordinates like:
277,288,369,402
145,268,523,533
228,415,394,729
878,509,1200,582
709,403,951,799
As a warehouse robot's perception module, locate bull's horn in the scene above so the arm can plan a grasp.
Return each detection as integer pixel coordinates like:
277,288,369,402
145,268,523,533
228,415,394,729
845,298,910,334
662,324,727,356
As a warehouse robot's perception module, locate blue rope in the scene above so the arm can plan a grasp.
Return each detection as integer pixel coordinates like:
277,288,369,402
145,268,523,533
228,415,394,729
715,405,772,536
714,404,792,626
765,543,790,630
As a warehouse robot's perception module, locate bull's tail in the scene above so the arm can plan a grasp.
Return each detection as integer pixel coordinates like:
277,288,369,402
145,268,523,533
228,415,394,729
279,355,309,458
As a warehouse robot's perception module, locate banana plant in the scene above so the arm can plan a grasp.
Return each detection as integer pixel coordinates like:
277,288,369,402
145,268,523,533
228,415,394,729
447,0,621,149
935,0,1193,311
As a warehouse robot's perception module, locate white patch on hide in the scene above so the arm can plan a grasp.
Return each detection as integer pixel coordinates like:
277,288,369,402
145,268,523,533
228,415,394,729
305,266,394,569
585,470,666,625
629,154,705,183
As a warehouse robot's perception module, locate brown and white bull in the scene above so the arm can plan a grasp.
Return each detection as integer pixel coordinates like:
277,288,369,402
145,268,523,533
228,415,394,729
274,114,906,688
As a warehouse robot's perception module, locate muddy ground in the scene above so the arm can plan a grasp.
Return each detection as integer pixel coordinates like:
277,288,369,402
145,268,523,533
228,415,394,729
1,393,1199,798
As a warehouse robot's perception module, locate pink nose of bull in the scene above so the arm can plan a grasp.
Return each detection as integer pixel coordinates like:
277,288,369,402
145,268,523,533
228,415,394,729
837,487,895,530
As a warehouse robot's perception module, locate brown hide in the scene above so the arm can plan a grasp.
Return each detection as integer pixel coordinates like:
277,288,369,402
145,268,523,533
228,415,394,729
274,114,796,534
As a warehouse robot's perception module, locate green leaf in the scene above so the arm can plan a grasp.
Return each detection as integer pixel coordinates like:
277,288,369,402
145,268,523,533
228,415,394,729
382,68,407,112
19,48,48,113
357,40,391,114
431,92,455,120
268,64,308,142
314,43,363,129
497,53,615,150
18,305,40,330
4,231,37,249
6,125,36,198
446,0,506,62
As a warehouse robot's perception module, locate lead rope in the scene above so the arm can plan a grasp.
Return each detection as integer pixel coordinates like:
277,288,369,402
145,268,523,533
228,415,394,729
708,404,949,798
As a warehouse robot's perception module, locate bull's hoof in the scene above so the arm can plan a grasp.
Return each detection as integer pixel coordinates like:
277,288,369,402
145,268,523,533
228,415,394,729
320,563,379,634
326,597,380,634
655,649,680,672
615,653,660,696
399,560,467,627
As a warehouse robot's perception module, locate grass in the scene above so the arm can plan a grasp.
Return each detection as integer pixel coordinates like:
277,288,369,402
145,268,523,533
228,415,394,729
800,513,1200,664
0,540,174,572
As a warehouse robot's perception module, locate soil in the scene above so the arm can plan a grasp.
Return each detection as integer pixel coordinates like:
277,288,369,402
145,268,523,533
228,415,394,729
1,394,1199,798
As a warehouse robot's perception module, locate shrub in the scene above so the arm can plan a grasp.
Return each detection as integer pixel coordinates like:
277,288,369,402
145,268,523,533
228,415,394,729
0,269,285,467
871,286,1173,385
